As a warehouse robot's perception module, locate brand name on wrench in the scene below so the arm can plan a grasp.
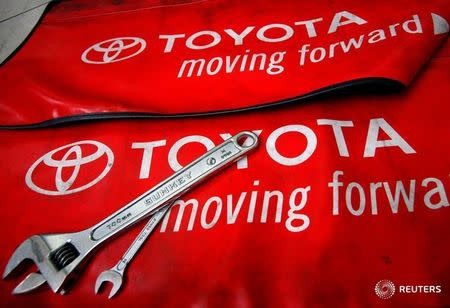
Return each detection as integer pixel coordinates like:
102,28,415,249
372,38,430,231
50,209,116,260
144,171,192,206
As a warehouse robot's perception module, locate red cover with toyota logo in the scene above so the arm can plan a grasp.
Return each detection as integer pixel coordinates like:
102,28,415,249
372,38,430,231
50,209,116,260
0,0,449,307
0,0,448,127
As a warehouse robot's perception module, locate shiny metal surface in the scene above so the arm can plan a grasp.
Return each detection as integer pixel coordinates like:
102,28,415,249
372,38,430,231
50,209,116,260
3,131,258,294
95,203,171,299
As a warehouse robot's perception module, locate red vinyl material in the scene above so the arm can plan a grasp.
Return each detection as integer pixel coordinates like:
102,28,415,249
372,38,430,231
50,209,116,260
0,0,449,307
0,0,448,126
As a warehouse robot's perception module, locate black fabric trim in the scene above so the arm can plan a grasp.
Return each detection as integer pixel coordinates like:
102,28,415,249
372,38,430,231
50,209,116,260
0,77,403,130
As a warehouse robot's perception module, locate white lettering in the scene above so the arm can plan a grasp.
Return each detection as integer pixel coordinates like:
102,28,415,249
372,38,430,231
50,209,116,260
328,11,367,33
168,135,215,171
159,34,185,53
383,180,416,213
224,27,255,45
201,196,222,229
257,23,294,43
294,18,323,38
266,125,317,166
132,140,166,179
329,170,344,215
286,186,311,232
345,182,366,216
422,178,449,209
364,118,415,157
186,31,221,50
317,119,354,157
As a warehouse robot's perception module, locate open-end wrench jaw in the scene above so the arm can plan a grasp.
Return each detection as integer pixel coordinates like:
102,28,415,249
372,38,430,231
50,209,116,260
95,270,123,299
3,131,259,295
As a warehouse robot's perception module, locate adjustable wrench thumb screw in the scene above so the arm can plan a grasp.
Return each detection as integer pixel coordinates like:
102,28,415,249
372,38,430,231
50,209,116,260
3,131,258,294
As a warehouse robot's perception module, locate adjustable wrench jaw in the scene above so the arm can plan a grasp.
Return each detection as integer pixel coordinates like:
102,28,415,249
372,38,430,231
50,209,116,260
2,131,259,295
3,230,97,293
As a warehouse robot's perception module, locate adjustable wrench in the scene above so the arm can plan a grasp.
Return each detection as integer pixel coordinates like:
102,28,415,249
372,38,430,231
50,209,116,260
11,203,174,295
3,131,258,294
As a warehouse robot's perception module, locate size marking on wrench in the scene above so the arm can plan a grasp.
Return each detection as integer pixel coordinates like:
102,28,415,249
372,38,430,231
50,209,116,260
3,131,258,294
95,202,172,299
90,141,242,241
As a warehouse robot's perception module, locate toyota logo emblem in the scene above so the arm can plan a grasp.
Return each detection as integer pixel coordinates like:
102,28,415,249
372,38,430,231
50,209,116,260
25,141,114,195
81,37,146,64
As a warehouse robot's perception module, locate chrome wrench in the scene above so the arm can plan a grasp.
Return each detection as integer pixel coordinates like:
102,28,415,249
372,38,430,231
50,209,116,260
3,131,258,294
11,203,173,296
95,203,172,298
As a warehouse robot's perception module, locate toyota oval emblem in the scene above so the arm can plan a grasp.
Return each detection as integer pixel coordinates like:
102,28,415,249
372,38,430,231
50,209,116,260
81,37,146,64
25,141,114,195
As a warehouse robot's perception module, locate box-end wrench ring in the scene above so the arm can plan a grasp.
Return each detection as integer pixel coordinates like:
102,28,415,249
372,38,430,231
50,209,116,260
3,131,259,294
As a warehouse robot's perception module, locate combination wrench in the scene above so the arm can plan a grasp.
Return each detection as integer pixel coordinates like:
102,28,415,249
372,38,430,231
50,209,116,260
95,203,172,298
3,131,259,294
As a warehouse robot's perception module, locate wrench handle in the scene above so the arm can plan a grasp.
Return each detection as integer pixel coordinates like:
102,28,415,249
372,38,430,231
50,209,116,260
89,131,258,243
113,203,171,274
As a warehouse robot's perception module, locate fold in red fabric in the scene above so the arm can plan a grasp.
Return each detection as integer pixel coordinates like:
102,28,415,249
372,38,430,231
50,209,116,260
0,1,449,307
0,39,449,308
